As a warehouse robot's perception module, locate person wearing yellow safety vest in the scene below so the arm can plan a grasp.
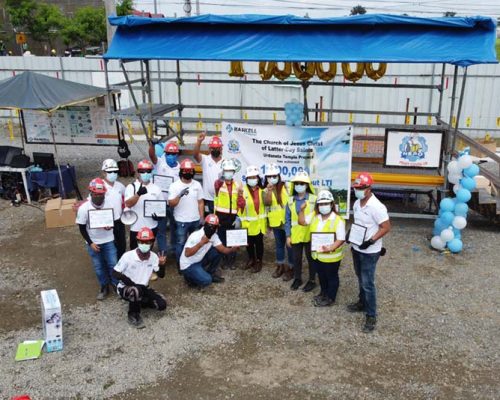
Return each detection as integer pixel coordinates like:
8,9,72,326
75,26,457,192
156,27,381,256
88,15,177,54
285,171,317,291
214,159,245,270
239,165,267,273
298,190,346,307
263,163,293,280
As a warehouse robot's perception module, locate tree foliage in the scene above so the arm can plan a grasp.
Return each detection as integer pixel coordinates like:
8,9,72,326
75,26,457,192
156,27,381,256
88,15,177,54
61,7,107,47
350,5,367,16
117,0,135,16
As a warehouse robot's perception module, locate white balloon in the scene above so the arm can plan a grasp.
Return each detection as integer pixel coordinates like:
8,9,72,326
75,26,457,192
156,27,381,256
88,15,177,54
453,184,462,194
458,154,473,169
452,216,467,230
431,235,446,250
447,160,460,175
440,228,454,242
448,173,462,184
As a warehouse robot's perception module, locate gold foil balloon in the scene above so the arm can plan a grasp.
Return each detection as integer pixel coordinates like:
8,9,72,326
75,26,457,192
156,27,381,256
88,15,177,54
315,62,337,81
365,63,387,81
341,63,365,82
293,62,316,81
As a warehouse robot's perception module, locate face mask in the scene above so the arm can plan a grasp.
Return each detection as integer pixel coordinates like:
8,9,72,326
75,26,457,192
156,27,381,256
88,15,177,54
318,205,332,215
165,154,178,168
140,172,152,183
203,224,217,238
211,149,221,158
269,177,279,185
138,243,151,254
91,195,105,207
223,171,234,180
180,171,194,180
295,184,306,194
247,178,258,187
106,172,118,183
354,189,366,200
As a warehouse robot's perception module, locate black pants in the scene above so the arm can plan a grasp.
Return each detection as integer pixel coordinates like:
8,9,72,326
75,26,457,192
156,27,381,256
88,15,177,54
217,214,237,264
113,220,126,259
292,242,316,281
204,200,214,216
246,233,264,261
313,259,341,301
118,285,167,315
130,227,158,250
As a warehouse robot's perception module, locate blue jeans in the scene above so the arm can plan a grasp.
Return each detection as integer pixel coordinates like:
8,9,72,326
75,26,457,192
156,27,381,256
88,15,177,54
272,228,293,265
182,247,221,287
175,220,201,262
86,241,118,287
351,249,381,318
157,206,176,255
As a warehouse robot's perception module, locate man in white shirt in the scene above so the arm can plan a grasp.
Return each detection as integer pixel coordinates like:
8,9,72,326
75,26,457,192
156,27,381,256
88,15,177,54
124,159,164,250
348,172,391,333
113,227,167,328
180,214,238,288
194,132,223,214
76,178,117,300
101,159,126,259
168,158,204,262
149,140,180,257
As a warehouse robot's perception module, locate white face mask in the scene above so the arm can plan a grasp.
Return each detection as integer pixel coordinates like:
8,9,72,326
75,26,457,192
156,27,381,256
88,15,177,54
318,204,332,215
354,189,366,200
138,243,151,254
247,178,258,187
269,177,279,185
295,184,306,194
106,172,118,183
223,171,234,180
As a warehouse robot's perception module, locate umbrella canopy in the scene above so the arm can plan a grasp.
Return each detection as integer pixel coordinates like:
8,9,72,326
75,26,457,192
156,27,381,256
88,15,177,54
0,71,108,112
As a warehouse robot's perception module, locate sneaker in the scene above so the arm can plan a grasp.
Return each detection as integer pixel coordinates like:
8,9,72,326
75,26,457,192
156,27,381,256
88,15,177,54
96,285,109,301
128,313,145,329
314,297,334,307
211,275,225,283
150,272,158,281
362,316,377,333
302,280,316,292
347,301,365,313
290,279,302,290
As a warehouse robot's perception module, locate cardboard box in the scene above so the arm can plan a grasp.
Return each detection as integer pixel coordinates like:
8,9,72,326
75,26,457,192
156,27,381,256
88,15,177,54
40,289,63,352
45,198,76,228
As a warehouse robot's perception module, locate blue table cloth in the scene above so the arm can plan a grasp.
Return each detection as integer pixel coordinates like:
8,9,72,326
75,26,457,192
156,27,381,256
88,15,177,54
28,165,76,196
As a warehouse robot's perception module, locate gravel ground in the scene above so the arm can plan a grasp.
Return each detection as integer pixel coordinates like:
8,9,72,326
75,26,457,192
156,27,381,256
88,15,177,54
0,134,499,399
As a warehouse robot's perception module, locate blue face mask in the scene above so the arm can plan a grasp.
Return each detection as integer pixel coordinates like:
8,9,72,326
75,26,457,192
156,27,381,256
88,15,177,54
295,184,306,194
140,172,152,183
106,172,118,183
247,178,258,187
354,189,366,200
165,153,178,168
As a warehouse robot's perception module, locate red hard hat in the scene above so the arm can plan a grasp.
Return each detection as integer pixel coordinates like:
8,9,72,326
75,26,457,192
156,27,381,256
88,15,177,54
353,172,374,188
137,159,153,171
208,136,223,148
136,227,155,241
164,142,179,153
204,214,219,225
180,158,195,170
88,178,107,194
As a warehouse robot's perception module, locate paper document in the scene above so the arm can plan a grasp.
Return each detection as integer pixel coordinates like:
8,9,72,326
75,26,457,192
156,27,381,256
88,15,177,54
153,175,174,193
349,223,367,246
88,208,114,229
311,233,336,252
15,340,45,361
144,200,167,217
226,229,248,247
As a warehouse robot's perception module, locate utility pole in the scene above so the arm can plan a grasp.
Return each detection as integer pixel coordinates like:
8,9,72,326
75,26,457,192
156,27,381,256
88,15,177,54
103,0,117,47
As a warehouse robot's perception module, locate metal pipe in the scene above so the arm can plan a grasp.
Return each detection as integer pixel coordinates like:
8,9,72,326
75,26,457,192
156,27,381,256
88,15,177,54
450,67,468,155
140,61,146,103
443,65,459,190
437,63,446,121
176,60,184,138
328,81,335,122
145,59,154,140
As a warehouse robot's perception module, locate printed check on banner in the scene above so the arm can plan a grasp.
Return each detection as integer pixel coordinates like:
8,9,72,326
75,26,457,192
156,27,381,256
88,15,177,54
153,175,174,192
311,233,336,252
226,229,248,247
144,200,167,217
349,223,367,246
88,208,114,229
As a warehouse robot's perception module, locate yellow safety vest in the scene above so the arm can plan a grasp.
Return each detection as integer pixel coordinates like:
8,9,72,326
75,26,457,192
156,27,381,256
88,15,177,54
289,194,317,244
266,185,289,228
310,213,345,263
214,181,240,215
239,185,267,236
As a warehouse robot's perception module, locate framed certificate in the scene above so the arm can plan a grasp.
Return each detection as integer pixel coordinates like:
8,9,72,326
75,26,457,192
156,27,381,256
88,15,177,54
349,223,367,246
88,208,114,229
153,174,174,193
311,232,336,252
226,229,248,247
144,200,167,217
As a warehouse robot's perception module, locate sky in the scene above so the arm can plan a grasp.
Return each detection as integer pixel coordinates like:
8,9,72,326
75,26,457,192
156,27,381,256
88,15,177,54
132,0,500,18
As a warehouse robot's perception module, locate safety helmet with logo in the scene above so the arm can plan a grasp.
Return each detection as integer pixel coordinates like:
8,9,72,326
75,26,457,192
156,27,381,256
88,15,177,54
221,159,236,171
208,136,223,148
290,170,315,195
180,158,195,171
352,172,374,188
88,177,107,194
101,159,119,172
246,165,260,178
164,142,180,154
136,227,155,242
205,214,220,226
137,159,154,172
316,189,334,204
264,163,280,176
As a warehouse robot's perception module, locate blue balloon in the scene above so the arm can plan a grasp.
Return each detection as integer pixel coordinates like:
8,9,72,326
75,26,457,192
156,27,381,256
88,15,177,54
452,227,462,239
434,218,448,232
441,211,454,225
285,117,293,126
433,227,441,236
460,177,476,191
456,188,472,203
447,238,463,253
440,198,455,212
463,164,479,178
454,202,468,216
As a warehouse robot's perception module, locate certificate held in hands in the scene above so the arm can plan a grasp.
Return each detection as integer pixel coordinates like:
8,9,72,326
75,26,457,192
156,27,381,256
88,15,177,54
88,208,114,229
144,200,167,217
226,229,248,247
311,232,336,252
349,223,367,246
153,175,174,193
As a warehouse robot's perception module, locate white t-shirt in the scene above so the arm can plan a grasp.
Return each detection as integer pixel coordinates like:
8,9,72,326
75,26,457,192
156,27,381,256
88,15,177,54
76,199,115,245
104,180,125,220
306,212,346,240
168,179,203,223
124,180,164,232
179,228,222,270
153,156,180,201
200,154,222,201
114,249,159,288
352,194,389,254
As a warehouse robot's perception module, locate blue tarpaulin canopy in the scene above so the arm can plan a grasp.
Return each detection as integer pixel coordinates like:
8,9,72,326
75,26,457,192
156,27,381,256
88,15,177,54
104,14,497,66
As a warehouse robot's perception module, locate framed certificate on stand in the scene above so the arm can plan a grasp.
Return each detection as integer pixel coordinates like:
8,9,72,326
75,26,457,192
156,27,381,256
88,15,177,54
144,200,167,217
153,175,174,193
349,223,367,246
311,232,336,252
88,208,114,229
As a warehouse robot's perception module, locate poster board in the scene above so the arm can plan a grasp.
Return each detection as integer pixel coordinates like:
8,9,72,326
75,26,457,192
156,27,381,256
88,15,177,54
384,129,444,169
22,96,118,145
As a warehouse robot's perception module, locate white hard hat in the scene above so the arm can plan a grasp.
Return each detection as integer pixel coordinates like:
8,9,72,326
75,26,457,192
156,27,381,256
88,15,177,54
316,189,334,203
102,159,119,172
246,165,260,177
221,159,236,171
264,163,280,176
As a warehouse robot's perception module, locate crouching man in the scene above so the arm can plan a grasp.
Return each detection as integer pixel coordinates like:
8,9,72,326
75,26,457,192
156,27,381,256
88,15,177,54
112,227,167,329
180,214,238,288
